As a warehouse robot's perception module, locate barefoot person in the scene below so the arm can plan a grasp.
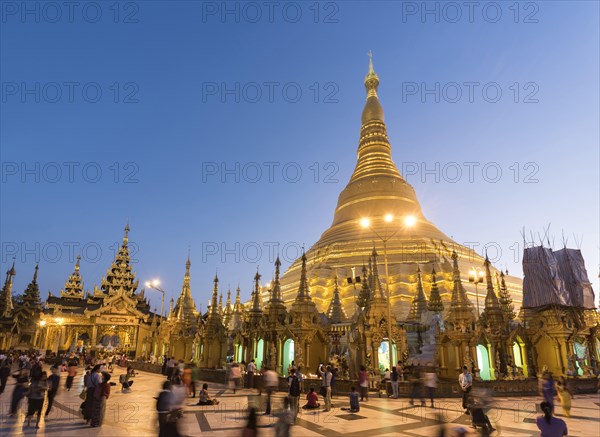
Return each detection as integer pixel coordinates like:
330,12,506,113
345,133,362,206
196,383,220,405
302,387,320,410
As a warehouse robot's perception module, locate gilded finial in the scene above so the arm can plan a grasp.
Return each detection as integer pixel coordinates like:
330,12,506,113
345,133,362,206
123,223,130,244
364,50,380,98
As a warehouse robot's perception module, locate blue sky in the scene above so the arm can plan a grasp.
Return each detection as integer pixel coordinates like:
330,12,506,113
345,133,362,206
1,1,598,310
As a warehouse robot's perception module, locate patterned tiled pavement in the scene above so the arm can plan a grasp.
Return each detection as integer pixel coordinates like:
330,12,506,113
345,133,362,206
1,368,598,436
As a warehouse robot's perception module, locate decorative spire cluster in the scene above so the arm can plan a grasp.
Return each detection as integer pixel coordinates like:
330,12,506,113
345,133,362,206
295,252,312,301
0,260,16,318
449,251,473,312
60,256,85,299
12,264,43,333
356,262,371,309
406,266,428,323
370,248,386,301
98,224,138,297
327,276,348,323
498,271,515,321
173,256,199,326
482,255,503,322
209,273,220,317
427,267,444,313
223,288,233,328
271,257,283,303
21,264,42,310
250,270,263,313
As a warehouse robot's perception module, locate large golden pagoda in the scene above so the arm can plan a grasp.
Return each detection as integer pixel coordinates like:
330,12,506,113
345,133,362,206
280,56,523,319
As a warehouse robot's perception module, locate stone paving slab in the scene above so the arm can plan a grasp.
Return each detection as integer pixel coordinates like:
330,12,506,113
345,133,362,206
0,368,598,436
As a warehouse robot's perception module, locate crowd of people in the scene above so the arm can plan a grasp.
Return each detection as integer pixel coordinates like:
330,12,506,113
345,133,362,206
0,350,581,436
0,349,136,430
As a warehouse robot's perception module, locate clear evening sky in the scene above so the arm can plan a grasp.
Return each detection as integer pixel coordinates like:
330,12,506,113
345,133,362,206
1,1,598,310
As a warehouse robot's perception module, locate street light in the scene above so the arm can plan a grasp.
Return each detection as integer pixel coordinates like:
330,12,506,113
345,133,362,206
468,268,485,315
360,213,417,372
145,279,167,355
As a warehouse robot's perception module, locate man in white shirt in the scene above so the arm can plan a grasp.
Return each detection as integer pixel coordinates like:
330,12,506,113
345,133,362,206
458,366,473,414
247,359,256,389
423,370,438,408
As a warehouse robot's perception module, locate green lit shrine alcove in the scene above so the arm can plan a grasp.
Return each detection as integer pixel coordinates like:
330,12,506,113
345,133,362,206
255,338,264,370
512,338,528,377
477,344,491,381
235,344,244,363
283,339,295,373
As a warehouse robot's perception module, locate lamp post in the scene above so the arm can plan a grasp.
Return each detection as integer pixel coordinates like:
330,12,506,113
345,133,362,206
360,214,417,372
145,279,166,355
468,268,484,315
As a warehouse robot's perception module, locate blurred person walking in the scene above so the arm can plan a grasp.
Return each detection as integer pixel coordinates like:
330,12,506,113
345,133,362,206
25,371,48,428
423,368,438,408
242,407,258,437
45,365,60,417
358,365,369,401
90,372,111,427
556,377,573,418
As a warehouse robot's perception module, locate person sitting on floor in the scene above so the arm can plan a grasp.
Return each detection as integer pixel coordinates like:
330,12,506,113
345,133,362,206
196,383,219,405
119,372,134,392
341,386,360,413
302,387,320,410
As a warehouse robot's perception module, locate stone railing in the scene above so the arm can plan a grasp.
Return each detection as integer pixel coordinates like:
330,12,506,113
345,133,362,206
128,363,599,397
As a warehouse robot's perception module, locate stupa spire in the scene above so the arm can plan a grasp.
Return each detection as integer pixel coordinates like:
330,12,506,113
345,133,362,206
407,265,428,323
427,267,444,313
357,262,371,309
218,293,223,315
370,247,386,301
327,275,349,323
233,285,243,314
60,256,85,299
448,251,473,313
498,271,515,321
296,252,312,301
271,256,283,302
99,224,138,297
251,270,263,312
0,260,16,318
173,256,198,325
23,264,41,305
210,273,220,316
483,255,502,314
223,288,233,327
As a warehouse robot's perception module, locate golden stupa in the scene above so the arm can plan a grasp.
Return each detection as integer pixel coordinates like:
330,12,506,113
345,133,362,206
279,56,523,318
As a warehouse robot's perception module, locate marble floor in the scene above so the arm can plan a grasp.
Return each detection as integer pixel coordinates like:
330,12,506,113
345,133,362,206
0,368,598,436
